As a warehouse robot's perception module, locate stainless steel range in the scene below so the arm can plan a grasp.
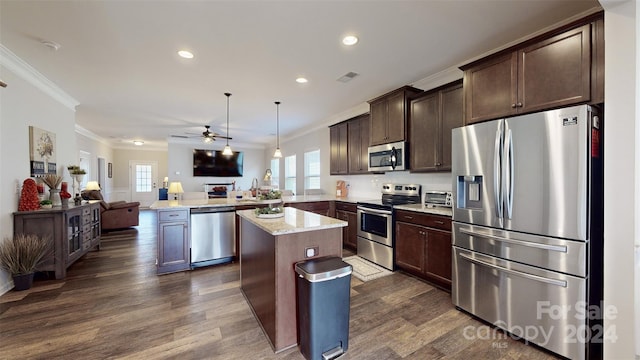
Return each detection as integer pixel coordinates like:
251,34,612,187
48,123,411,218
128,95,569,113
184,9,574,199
356,183,421,270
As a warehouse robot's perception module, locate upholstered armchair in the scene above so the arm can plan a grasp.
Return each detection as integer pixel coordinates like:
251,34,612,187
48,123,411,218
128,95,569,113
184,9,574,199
81,190,140,231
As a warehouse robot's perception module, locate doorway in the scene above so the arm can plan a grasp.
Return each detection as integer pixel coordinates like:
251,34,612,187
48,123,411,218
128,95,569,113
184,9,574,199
129,160,158,207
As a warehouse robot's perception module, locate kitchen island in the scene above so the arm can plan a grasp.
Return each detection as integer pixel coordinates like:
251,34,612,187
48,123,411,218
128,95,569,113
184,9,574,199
236,207,347,353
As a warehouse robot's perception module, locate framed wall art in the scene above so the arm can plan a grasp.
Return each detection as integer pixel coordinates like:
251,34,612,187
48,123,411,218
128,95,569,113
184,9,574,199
28,126,57,176
108,162,113,178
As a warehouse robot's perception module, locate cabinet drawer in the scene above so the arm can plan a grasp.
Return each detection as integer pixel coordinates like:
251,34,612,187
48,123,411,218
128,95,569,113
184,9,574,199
82,215,91,225
83,224,91,233
159,210,188,222
395,210,451,231
335,201,356,213
82,206,91,216
83,232,92,242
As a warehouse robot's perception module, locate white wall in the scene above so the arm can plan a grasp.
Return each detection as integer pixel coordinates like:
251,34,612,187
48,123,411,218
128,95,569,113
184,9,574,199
112,148,168,202
75,129,114,200
600,1,639,358
168,142,265,193
0,62,78,294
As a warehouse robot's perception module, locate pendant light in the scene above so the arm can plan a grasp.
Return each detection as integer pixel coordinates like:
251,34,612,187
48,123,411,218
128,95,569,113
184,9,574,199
273,101,282,158
222,92,233,156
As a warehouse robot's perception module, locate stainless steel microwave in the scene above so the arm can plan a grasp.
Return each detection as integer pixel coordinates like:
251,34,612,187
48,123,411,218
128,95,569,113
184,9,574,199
368,141,407,172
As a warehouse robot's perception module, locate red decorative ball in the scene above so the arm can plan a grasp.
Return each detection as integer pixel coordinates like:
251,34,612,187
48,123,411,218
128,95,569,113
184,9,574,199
18,178,41,211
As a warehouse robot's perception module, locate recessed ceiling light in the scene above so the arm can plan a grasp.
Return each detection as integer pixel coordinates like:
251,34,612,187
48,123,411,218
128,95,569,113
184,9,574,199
177,50,194,59
133,140,144,146
342,35,358,46
296,77,308,84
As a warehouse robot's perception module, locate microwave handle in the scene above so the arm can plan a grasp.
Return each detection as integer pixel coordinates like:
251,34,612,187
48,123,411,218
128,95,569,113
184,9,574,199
390,147,397,170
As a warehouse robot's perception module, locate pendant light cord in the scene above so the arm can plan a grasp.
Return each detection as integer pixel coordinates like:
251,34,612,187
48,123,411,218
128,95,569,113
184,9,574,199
275,101,280,148
225,93,231,147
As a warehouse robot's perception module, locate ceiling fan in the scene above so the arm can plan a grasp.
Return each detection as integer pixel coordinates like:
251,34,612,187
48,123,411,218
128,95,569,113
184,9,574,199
170,125,232,143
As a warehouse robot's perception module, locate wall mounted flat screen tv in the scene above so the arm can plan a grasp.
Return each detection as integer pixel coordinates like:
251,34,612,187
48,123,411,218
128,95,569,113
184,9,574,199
193,149,244,177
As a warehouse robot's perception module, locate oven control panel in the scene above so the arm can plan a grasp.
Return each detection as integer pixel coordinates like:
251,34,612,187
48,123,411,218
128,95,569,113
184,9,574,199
381,183,421,197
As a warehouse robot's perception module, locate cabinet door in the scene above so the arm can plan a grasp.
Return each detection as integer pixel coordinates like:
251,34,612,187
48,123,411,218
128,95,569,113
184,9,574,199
336,210,358,250
385,91,406,143
369,100,388,146
518,24,591,114
409,92,439,172
330,123,348,175
348,114,370,174
438,83,463,171
395,222,425,275
463,52,518,124
425,228,452,288
158,221,190,274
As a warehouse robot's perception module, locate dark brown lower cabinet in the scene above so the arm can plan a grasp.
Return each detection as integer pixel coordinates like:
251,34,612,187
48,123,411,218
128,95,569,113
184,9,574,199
157,209,190,274
286,201,335,218
395,210,452,290
335,201,357,250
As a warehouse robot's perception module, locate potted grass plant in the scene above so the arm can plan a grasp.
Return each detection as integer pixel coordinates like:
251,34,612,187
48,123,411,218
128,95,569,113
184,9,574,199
0,234,49,291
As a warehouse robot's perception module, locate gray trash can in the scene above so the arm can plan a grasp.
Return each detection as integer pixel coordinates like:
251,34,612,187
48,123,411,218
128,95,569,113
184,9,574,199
295,256,352,360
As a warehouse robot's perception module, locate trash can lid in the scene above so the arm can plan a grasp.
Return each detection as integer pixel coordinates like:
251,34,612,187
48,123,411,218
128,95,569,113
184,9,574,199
295,256,352,282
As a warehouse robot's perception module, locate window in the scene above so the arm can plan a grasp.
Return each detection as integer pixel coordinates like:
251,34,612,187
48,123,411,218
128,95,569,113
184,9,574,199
135,164,153,192
304,149,320,190
284,155,296,193
270,158,280,189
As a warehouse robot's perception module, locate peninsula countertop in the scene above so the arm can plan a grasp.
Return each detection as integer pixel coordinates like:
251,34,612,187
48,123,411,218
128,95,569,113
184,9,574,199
236,207,347,236
150,194,370,210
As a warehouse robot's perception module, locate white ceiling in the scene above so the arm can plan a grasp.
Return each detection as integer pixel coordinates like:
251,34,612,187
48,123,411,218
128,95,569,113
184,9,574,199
1,1,600,150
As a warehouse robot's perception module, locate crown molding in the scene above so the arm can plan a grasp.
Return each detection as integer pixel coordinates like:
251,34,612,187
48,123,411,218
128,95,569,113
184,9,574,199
0,44,79,111
75,124,112,146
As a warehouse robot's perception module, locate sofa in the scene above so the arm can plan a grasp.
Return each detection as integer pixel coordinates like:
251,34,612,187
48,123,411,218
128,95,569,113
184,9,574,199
81,190,140,231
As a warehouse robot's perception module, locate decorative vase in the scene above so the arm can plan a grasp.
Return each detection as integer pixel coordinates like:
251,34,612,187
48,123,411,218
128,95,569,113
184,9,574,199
49,189,62,206
12,273,34,291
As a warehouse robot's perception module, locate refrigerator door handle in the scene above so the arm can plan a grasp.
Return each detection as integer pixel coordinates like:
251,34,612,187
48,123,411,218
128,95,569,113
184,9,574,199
459,228,568,253
459,252,568,287
494,127,503,219
505,129,514,219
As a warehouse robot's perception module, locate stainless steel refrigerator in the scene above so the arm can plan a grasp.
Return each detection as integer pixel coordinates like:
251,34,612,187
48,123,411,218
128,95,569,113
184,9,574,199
451,104,603,360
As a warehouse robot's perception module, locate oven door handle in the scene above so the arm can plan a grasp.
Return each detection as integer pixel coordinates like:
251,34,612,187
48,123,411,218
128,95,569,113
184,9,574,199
459,228,567,253
459,252,567,288
357,206,392,216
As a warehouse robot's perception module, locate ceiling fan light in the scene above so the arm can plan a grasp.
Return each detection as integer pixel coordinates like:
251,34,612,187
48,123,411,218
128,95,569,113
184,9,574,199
222,145,233,156
273,148,282,158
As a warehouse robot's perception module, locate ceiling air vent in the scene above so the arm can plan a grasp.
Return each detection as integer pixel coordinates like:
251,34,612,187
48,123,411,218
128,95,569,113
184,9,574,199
337,72,359,83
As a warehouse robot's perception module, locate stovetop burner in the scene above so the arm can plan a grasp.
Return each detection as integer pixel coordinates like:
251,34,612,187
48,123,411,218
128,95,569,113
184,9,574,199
357,183,421,210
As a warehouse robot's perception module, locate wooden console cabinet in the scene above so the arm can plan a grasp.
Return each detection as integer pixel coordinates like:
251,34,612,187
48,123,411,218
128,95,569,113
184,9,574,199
13,202,101,279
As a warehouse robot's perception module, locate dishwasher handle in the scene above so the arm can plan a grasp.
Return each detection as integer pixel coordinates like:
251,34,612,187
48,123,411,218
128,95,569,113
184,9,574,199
190,206,236,214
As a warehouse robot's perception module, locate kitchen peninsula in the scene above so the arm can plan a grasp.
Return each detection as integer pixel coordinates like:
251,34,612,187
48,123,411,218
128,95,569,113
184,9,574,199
236,207,346,352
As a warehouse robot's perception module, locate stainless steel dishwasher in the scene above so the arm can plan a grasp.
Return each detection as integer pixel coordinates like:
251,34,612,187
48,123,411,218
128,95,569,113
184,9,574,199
190,206,236,268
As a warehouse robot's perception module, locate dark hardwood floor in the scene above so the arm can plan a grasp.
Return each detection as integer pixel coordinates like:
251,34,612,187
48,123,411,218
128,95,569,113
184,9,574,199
0,210,558,359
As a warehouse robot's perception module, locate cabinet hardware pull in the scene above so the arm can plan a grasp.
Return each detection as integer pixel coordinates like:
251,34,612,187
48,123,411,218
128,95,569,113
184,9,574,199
434,220,444,225
404,216,413,219
169,214,179,217
517,102,523,107
511,103,517,108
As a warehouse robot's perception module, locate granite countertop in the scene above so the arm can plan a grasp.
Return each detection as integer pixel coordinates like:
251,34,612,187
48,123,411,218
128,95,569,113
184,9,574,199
393,203,453,217
236,207,347,236
150,194,368,210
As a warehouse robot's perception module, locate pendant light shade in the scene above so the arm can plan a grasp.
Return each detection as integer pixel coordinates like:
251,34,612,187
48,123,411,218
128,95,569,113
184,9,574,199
273,101,282,158
222,92,233,156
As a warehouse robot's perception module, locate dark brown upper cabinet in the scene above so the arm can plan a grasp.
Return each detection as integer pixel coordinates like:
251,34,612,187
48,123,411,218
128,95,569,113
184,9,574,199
462,14,603,125
368,86,422,146
347,114,370,174
409,80,463,172
329,122,349,175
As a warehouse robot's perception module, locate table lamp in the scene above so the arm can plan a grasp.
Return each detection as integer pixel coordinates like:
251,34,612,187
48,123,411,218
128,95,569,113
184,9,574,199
168,182,184,200
86,181,101,191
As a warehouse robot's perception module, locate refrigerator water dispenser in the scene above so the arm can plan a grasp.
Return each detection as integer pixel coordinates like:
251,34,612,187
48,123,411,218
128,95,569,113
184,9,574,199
457,176,483,209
